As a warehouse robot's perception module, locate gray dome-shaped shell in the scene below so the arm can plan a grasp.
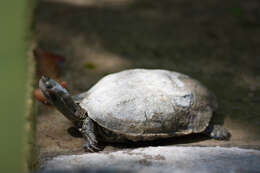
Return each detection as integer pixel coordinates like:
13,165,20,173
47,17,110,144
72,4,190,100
80,69,217,138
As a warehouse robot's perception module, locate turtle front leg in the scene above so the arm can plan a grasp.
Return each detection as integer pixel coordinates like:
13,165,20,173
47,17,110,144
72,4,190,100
81,117,103,152
204,124,231,140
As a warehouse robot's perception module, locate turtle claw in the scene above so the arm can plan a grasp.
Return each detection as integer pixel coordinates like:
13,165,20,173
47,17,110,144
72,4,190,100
83,142,102,152
209,125,231,140
83,143,94,152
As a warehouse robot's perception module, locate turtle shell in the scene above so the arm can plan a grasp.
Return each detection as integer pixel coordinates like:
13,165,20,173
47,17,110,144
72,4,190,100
80,69,217,140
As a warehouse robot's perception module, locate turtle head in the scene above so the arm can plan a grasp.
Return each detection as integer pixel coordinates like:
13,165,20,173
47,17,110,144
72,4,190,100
39,76,86,124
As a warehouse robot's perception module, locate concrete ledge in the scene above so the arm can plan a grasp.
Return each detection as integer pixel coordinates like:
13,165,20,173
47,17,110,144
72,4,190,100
41,146,260,173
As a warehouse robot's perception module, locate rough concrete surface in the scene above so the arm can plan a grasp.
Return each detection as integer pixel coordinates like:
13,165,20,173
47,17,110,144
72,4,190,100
33,0,260,171
41,146,260,173
35,0,260,158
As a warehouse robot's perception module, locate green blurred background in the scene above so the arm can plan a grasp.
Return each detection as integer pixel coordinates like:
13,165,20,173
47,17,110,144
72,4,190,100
0,1,32,173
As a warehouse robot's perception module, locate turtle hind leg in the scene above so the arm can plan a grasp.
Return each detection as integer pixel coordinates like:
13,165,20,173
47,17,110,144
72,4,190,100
204,124,231,140
81,117,104,152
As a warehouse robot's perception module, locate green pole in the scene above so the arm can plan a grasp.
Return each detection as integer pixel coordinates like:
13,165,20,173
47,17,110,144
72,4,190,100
0,1,32,173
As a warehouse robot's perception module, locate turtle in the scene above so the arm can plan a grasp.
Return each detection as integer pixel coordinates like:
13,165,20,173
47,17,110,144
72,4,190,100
39,69,230,152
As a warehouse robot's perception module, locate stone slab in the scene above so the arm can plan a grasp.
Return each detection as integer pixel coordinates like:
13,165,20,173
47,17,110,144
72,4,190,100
40,146,260,173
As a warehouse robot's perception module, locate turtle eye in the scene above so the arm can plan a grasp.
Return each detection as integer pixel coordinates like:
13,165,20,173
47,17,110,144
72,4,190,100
45,81,52,89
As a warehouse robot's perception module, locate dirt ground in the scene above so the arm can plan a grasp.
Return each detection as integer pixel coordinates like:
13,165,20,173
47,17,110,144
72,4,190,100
34,0,260,160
